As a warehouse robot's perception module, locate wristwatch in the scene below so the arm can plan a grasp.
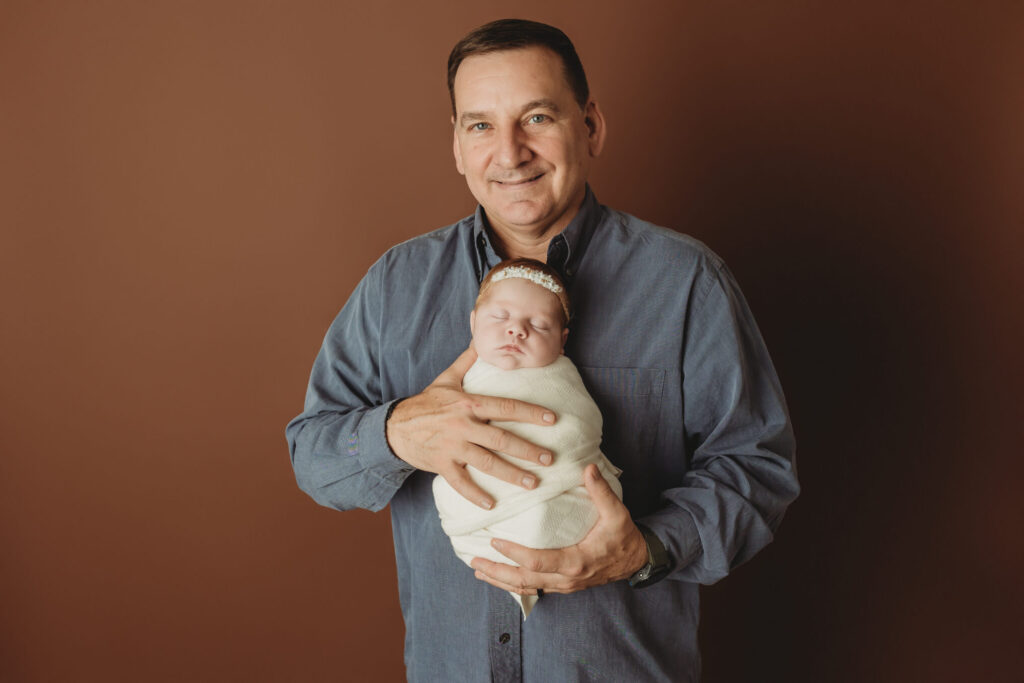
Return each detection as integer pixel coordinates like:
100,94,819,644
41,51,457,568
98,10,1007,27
628,524,673,588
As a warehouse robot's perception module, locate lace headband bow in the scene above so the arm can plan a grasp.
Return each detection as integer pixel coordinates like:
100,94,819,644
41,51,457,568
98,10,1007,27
489,266,569,319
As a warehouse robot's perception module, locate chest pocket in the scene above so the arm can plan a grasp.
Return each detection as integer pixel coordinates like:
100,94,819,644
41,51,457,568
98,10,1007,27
577,366,665,508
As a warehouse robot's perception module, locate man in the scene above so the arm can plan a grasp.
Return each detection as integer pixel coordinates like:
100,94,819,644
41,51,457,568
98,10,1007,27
286,18,798,682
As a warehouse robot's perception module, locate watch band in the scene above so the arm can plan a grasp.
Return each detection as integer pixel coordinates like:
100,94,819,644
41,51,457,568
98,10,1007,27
628,524,673,588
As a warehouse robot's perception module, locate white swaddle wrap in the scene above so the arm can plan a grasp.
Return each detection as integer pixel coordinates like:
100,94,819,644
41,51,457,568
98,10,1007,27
432,356,622,618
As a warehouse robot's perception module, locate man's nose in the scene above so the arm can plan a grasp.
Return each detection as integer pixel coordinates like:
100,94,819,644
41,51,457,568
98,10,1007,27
495,126,531,168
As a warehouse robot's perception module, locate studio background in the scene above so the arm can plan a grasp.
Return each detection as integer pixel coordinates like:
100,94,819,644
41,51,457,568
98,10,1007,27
2,1,1021,681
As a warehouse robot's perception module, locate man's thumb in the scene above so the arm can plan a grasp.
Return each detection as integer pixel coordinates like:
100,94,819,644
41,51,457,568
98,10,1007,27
436,346,478,385
584,464,617,509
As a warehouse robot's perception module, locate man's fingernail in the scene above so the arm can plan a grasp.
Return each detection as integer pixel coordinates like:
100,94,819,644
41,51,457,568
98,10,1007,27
539,452,552,466
481,499,493,509
542,412,555,423
522,475,536,488
491,538,504,549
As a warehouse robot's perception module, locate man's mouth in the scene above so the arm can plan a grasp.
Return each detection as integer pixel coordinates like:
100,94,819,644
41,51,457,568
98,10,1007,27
495,173,544,186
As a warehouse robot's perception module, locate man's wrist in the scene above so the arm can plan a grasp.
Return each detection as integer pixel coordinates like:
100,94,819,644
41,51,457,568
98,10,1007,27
628,524,673,588
383,398,405,459
630,527,650,574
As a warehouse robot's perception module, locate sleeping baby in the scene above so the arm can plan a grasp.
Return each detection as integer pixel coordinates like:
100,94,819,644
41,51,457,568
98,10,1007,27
432,258,622,618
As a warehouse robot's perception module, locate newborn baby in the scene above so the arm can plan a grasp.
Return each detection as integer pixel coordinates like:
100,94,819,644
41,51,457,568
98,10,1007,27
432,258,622,618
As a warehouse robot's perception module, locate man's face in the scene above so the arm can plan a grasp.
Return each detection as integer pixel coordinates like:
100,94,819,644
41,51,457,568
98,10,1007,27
470,277,568,370
452,47,605,240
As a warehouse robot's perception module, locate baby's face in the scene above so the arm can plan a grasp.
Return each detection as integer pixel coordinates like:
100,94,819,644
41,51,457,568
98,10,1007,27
471,277,568,370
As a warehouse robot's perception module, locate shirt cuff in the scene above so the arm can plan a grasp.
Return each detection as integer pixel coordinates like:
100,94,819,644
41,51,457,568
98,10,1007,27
355,398,415,486
635,507,703,576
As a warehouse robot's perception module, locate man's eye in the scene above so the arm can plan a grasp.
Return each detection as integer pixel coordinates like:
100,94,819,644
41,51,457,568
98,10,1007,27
472,122,490,131
528,114,549,124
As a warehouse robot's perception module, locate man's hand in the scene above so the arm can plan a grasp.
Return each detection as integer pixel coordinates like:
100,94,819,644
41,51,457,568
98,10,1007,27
386,347,556,510
470,464,650,595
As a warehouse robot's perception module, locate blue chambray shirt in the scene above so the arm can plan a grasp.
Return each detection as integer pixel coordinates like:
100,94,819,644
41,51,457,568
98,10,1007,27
286,187,798,682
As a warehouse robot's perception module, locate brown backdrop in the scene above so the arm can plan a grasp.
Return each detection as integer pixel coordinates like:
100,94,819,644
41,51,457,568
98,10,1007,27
2,1,1022,681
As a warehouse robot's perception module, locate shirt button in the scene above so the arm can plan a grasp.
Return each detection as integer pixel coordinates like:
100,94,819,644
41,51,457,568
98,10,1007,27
498,633,511,644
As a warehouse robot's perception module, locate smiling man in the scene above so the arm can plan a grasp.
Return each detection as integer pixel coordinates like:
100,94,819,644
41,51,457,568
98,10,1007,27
451,45,604,261
287,19,798,682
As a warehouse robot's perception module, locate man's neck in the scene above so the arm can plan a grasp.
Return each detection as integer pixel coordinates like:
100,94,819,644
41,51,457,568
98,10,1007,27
484,193,585,262
487,226,557,262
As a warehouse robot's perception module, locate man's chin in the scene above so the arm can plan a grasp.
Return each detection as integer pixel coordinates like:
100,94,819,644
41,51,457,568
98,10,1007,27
486,204,554,233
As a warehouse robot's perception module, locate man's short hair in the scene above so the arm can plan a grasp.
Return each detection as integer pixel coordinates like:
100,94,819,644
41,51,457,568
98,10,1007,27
447,18,590,116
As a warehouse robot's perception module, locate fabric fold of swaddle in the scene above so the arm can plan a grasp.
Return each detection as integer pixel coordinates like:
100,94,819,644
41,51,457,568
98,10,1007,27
432,356,623,618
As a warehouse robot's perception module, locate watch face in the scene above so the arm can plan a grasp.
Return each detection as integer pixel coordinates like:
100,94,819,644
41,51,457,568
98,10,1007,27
638,566,652,580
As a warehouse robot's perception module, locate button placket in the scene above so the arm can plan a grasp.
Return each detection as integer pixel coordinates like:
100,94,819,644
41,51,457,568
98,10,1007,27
487,592,523,681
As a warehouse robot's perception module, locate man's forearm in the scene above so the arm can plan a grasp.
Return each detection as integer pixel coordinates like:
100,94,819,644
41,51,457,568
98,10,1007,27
644,258,799,584
287,398,414,513
636,420,798,585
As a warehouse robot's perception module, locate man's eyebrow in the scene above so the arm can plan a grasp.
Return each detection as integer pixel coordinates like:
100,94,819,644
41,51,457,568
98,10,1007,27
459,111,489,125
521,99,561,114
458,99,563,126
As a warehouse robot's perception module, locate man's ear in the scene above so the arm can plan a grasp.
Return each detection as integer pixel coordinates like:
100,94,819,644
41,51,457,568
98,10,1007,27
452,117,465,175
583,100,607,157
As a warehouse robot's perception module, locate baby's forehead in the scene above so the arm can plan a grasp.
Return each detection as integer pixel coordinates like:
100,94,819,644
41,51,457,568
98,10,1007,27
476,279,564,314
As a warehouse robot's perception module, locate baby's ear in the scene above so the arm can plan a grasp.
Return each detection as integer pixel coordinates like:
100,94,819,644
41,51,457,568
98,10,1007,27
561,327,569,348
470,309,476,334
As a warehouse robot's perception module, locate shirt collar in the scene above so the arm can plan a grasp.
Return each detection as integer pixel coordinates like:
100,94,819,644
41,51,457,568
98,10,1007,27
471,184,602,284
471,210,502,283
